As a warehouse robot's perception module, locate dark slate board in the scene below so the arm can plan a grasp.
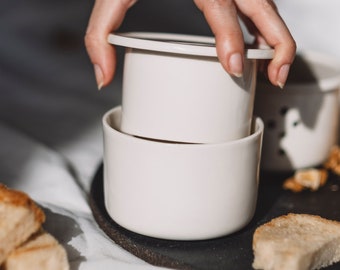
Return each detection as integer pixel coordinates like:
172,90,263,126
89,164,340,270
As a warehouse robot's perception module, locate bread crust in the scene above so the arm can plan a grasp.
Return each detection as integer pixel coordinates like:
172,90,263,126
0,184,45,224
0,184,45,264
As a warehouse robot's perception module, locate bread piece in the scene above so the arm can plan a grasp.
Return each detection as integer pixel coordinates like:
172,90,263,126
0,184,45,264
253,213,340,270
3,230,69,270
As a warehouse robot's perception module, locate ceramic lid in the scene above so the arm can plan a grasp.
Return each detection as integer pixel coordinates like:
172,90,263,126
108,32,274,59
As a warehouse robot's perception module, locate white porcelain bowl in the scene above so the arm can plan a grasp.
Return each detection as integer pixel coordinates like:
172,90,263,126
103,106,264,240
254,51,340,172
109,32,273,143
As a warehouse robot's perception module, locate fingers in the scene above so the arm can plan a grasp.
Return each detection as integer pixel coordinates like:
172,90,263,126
85,0,137,89
86,0,295,89
236,0,296,87
194,0,245,77
194,0,296,88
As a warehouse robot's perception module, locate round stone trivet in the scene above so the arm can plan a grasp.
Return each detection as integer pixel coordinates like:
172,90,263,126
89,164,340,270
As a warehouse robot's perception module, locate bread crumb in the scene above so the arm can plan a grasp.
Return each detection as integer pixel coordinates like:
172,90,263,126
283,168,328,192
282,177,304,192
324,145,340,175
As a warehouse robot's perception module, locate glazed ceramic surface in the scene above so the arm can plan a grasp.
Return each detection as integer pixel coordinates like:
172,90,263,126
109,32,272,143
254,51,340,172
103,106,264,240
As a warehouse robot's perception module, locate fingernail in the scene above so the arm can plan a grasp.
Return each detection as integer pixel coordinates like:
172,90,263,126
277,64,290,89
94,64,104,90
229,53,243,77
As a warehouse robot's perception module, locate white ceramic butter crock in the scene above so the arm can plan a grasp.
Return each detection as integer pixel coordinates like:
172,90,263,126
108,32,272,143
103,106,264,240
254,51,340,172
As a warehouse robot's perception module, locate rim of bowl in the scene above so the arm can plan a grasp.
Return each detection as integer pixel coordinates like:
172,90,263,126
108,32,274,59
103,106,264,147
258,50,340,92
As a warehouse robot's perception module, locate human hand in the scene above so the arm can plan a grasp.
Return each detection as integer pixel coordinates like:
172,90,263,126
85,0,296,90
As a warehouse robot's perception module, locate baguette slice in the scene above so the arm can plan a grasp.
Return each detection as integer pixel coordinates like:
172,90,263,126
253,213,340,270
3,230,69,270
0,184,45,264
